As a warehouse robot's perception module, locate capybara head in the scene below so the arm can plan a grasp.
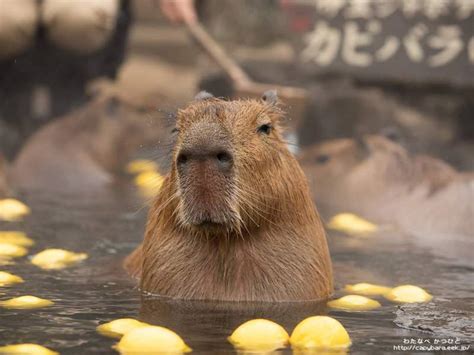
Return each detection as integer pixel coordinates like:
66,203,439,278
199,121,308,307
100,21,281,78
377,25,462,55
300,135,417,200
126,92,333,301
299,137,369,191
172,90,295,235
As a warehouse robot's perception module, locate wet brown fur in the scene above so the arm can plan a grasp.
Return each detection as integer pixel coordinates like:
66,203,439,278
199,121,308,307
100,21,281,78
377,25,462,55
125,97,333,302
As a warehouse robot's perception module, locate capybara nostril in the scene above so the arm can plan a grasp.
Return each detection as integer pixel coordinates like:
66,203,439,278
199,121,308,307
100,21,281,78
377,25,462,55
216,151,233,171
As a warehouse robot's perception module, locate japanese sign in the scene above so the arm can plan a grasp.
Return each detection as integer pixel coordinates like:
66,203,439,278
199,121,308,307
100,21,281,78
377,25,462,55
284,0,474,86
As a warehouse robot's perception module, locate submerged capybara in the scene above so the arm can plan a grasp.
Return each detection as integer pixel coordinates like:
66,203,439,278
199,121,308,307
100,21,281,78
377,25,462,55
10,94,166,192
126,91,333,302
300,135,474,237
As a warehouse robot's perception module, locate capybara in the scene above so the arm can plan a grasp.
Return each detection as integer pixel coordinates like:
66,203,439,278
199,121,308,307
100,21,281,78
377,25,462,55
300,135,474,237
10,94,166,192
125,91,333,302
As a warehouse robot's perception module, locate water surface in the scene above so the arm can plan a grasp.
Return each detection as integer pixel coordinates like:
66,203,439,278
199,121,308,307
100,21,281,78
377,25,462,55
0,188,472,354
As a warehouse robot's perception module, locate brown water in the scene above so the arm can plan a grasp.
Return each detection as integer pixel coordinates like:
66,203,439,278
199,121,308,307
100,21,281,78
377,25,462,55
0,187,472,354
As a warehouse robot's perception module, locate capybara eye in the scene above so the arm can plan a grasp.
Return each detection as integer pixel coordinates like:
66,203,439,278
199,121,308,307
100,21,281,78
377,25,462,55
316,154,330,164
257,124,272,135
385,130,400,142
380,126,401,142
171,127,179,134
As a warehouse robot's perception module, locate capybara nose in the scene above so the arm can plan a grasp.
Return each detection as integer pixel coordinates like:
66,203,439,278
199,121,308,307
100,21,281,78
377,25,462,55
177,148,234,173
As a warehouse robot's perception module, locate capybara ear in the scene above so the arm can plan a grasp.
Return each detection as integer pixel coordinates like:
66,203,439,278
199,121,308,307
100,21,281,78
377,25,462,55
194,91,214,101
261,89,278,105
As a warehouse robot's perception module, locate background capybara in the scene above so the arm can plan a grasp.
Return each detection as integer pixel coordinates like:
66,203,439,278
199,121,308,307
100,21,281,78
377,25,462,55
300,135,474,237
126,92,333,302
10,93,168,192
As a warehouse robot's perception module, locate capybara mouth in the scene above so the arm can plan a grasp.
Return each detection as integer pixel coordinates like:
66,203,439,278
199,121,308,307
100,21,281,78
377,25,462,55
192,220,227,233
196,220,223,227
179,198,240,232
177,169,239,232
177,184,241,233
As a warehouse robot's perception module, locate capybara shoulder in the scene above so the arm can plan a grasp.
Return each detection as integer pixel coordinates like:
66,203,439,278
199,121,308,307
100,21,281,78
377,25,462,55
10,96,164,192
126,92,333,302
